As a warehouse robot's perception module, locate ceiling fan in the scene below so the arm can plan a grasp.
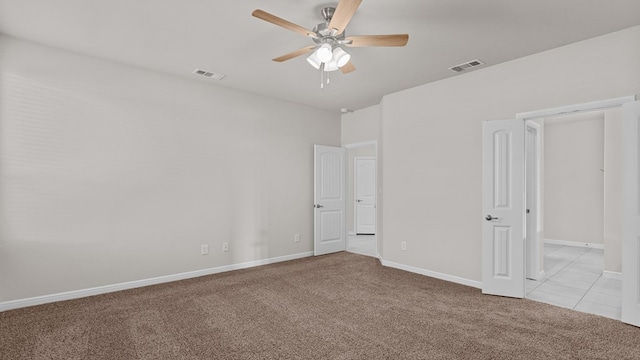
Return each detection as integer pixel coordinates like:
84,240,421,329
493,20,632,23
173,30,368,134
252,0,408,79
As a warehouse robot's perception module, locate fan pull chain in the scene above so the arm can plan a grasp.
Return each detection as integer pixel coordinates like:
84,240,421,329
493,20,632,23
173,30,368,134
320,63,325,89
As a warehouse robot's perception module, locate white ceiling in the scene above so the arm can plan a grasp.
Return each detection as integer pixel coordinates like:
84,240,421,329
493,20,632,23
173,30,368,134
1,0,640,113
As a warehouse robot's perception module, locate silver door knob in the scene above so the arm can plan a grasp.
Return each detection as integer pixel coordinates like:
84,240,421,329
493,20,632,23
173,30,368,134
485,214,498,221
356,199,363,202
314,204,324,208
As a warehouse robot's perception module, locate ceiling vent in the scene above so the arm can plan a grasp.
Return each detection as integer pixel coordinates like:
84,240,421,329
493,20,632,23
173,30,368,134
449,59,484,73
193,69,226,80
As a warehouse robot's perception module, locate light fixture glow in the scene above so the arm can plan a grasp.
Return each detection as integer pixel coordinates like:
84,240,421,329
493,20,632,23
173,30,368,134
333,47,351,68
306,52,321,69
324,59,339,72
316,43,333,63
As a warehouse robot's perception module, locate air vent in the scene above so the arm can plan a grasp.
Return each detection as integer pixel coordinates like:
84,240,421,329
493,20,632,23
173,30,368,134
193,69,225,80
449,59,484,73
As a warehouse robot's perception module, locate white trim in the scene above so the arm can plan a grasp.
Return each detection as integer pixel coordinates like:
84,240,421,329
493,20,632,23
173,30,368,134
516,96,636,121
544,238,604,249
347,231,356,236
381,260,482,289
343,140,377,149
603,271,622,280
0,251,313,312
538,270,546,280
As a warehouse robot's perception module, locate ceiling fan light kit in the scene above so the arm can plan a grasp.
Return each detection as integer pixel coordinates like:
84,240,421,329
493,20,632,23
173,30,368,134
252,0,408,88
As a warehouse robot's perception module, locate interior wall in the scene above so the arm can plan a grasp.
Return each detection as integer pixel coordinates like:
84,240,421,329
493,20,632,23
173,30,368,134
346,146,375,234
604,108,623,273
0,35,340,303
381,25,640,282
544,112,605,245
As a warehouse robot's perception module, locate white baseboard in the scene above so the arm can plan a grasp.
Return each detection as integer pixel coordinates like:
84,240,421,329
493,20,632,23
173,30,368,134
0,251,313,312
603,271,622,280
381,260,481,289
544,238,604,250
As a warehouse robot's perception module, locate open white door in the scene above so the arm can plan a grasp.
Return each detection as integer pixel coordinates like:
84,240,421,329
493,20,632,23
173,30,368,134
622,100,640,327
525,120,542,281
355,157,376,234
314,145,346,256
482,119,525,298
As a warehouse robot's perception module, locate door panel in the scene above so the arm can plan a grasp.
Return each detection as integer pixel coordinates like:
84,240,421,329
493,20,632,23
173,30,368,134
482,119,525,298
622,100,640,327
355,158,376,234
314,145,346,255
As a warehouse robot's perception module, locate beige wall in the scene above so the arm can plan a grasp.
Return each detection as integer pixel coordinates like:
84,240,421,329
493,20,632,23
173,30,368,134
604,108,623,273
381,25,640,282
341,105,380,145
544,112,605,245
0,35,340,302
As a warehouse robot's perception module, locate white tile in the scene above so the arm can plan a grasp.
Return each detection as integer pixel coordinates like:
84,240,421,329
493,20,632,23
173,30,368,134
538,243,621,320
544,244,564,255
574,250,604,265
562,262,603,276
590,277,622,296
531,282,587,301
574,301,621,320
526,279,543,293
550,246,589,260
527,290,580,309
545,269,600,291
581,291,621,308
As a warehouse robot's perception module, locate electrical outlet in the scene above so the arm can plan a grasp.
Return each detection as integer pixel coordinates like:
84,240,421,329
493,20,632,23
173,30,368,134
294,234,300,242
401,241,407,251
201,245,209,255
222,242,229,252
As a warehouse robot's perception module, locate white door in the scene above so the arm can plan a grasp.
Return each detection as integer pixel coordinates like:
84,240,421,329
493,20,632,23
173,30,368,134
482,119,525,298
314,145,346,256
525,121,542,281
622,100,640,327
355,157,376,234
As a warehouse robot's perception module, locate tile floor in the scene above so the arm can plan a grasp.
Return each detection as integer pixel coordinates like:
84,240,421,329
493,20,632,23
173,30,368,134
526,243,621,320
346,234,377,257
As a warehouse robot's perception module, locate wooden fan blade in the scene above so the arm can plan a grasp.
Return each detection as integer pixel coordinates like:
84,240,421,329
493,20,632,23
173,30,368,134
340,61,356,74
252,9,315,38
272,45,316,62
345,34,409,47
328,0,362,34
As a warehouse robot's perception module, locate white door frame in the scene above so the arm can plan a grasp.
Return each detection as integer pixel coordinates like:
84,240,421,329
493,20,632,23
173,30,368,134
622,100,640,327
516,96,636,318
344,141,378,256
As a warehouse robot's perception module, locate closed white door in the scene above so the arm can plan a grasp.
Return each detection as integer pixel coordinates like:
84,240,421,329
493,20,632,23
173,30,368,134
622,100,640,327
482,119,525,298
355,157,376,235
314,145,346,256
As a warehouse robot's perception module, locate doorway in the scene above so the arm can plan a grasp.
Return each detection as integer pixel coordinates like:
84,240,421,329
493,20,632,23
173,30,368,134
523,109,622,320
481,95,640,326
344,141,378,257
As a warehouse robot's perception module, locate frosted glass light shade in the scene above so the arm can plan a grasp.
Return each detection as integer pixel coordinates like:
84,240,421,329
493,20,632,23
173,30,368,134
316,43,333,63
324,59,339,72
333,47,351,67
306,52,321,69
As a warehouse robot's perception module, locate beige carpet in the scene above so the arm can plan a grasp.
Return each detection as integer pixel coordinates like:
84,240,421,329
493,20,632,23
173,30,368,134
1,252,639,359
